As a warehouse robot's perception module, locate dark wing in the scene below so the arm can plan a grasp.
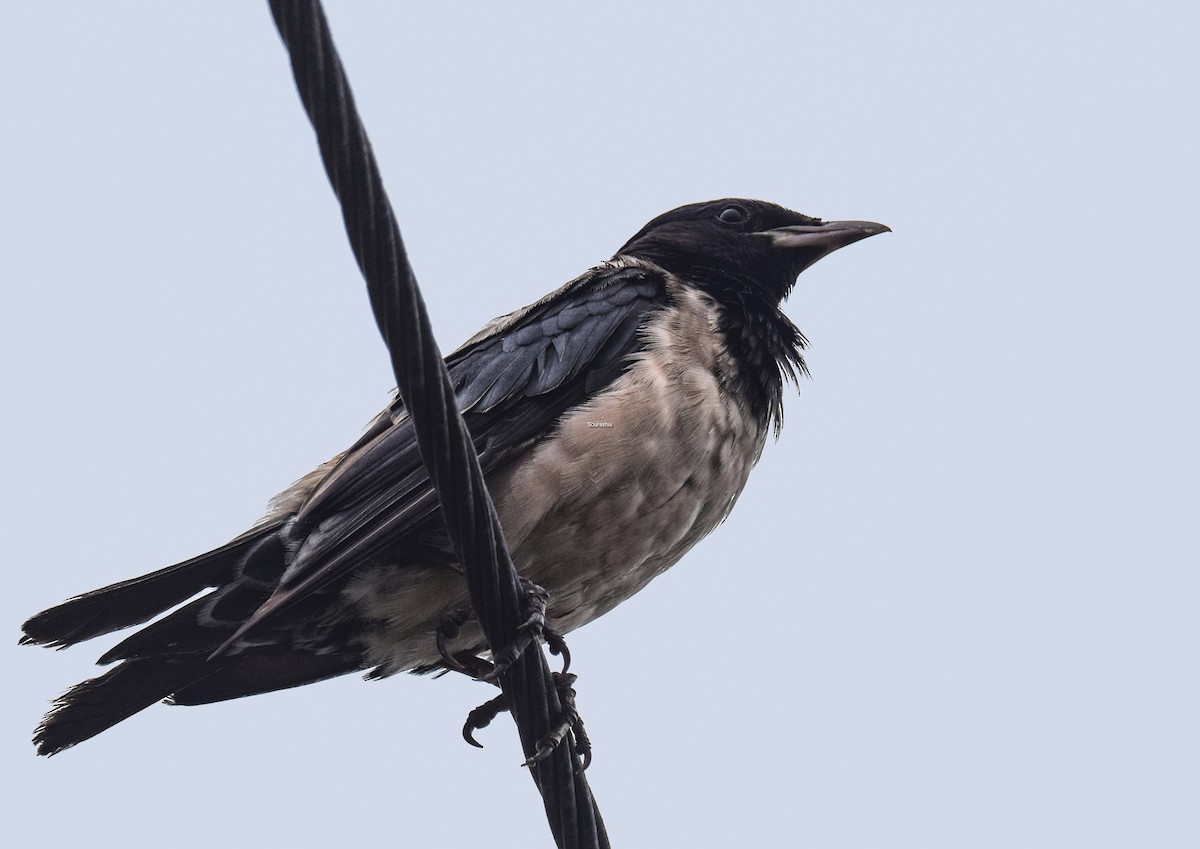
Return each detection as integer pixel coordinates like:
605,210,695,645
215,262,665,652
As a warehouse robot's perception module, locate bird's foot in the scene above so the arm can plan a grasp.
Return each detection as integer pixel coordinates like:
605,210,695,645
484,578,571,681
435,577,570,679
461,672,591,772
523,672,592,771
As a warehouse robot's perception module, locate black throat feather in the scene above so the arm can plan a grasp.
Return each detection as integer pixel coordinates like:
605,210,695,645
684,264,809,435
720,288,808,435
622,244,811,435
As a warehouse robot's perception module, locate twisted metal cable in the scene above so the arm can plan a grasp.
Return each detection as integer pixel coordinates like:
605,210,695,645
266,3,608,847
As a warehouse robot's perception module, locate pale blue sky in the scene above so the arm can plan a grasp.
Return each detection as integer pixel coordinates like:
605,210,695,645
4,3,1196,846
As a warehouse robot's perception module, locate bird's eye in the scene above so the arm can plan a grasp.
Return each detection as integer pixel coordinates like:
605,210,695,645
717,205,750,225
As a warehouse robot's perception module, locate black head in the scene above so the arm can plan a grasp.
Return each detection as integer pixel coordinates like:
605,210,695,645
617,199,888,433
617,198,888,302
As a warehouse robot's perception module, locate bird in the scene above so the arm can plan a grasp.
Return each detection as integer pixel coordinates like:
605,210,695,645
21,198,888,756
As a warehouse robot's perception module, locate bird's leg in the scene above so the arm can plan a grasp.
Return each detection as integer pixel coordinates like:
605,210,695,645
523,672,592,772
435,578,570,679
440,578,585,767
461,671,592,772
483,577,571,680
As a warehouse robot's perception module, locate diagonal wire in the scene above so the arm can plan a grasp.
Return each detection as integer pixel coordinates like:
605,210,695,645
266,3,608,847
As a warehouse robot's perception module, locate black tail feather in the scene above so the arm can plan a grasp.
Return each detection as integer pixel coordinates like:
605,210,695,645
34,657,222,756
20,526,279,650
168,651,361,705
97,586,271,665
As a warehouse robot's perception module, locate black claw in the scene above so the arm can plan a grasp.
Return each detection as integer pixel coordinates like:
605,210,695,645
437,608,474,673
438,637,467,673
462,692,509,749
544,625,571,675
523,744,554,768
